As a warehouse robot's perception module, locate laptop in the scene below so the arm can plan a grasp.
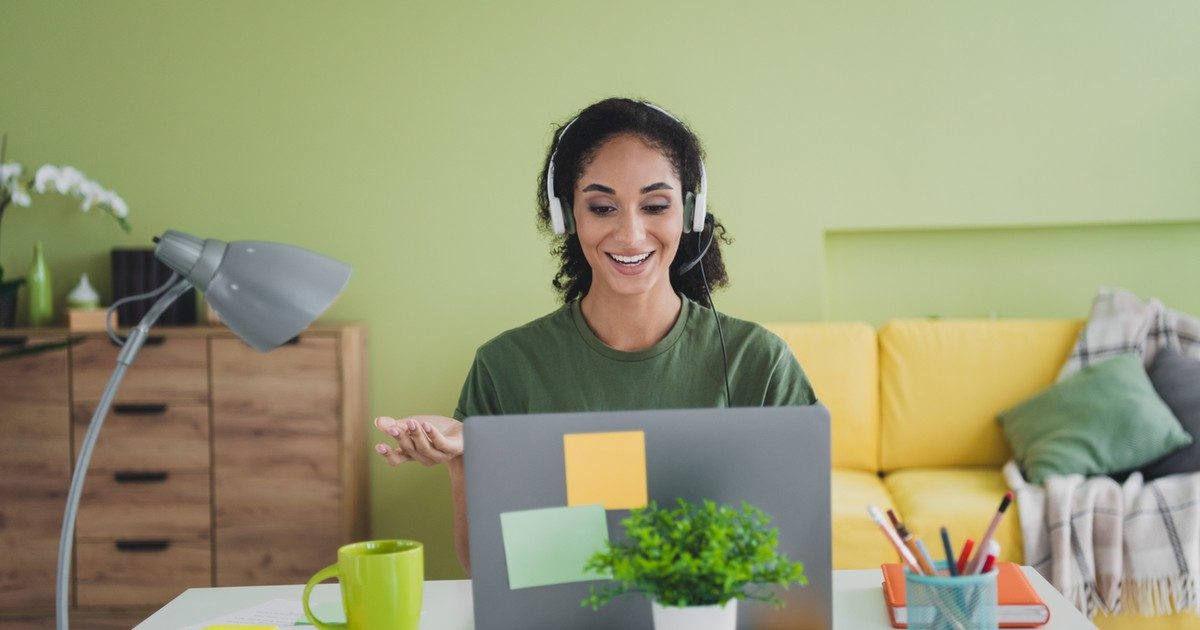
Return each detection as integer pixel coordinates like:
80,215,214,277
464,406,832,630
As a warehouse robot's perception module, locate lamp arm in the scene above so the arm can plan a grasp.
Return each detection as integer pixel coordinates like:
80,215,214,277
56,277,195,630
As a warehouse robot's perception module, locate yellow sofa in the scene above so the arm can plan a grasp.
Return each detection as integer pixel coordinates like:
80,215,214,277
764,319,1199,630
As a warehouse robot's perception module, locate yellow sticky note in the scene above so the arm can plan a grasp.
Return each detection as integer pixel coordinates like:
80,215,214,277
563,430,647,510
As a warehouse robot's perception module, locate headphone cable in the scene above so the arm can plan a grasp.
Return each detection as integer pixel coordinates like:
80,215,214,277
695,227,732,407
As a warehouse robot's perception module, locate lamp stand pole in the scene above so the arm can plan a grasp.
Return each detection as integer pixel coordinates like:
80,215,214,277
55,278,195,630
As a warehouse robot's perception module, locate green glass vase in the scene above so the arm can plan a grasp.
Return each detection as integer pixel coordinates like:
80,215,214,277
26,240,53,326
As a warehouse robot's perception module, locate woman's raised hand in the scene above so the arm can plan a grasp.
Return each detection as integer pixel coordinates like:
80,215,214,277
374,415,463,466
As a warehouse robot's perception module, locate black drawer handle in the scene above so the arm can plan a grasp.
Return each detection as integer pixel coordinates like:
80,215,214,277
114,471,169,484
109,334,166,348
115,540,170,552
113,403,169,415
0,336,28,348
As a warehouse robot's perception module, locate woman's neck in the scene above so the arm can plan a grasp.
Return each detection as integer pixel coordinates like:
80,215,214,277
579,285,683,352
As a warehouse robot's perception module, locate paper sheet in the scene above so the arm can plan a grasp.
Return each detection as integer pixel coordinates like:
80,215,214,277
499,504,611,589
182,598,344,629
563,430,648,509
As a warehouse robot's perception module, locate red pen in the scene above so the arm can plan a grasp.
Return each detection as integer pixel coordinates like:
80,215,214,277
978,540,1000,574
956,538,975,575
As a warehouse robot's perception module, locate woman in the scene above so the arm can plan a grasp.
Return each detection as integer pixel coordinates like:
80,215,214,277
374,98,817,572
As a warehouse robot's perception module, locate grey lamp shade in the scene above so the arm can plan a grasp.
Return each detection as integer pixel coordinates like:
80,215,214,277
155,230,351,352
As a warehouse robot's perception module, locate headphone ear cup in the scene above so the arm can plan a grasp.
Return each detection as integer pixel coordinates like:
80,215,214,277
683,192,696,234
563,200,576,234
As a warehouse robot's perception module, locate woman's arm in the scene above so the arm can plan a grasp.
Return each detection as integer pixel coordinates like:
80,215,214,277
447,456,470,573
375,415,470,573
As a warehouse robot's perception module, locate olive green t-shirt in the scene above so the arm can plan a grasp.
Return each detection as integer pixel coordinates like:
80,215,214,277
452,295,817,420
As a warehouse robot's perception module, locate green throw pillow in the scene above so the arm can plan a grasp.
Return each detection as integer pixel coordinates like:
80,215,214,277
997,353,1192,484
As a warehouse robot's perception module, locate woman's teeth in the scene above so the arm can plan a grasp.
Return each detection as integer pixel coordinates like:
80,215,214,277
608,252,652,265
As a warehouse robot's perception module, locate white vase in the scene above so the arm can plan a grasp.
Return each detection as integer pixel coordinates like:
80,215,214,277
651,599,737,630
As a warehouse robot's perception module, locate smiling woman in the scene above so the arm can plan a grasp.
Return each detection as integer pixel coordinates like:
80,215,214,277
373,98,818,574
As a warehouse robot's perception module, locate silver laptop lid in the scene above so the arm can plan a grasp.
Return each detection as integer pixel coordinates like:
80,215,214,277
465,406,832,630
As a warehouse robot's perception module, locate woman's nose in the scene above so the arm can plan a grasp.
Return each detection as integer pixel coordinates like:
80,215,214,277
613,207,646,244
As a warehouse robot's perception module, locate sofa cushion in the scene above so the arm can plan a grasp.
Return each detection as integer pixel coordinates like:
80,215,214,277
880,319,1083,471
831,468,898,569
1140,348,1200,480
884,468,1024,565
765,323,878,472
998,353,1191,484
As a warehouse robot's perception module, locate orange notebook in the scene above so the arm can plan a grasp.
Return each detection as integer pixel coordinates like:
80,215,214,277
881,562,1051,628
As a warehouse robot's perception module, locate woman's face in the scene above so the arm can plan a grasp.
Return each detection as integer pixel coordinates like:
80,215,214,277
572,134,684,300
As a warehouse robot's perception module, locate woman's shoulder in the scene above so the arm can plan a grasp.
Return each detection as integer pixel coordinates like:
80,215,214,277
692,299,794,359
473,302,577,362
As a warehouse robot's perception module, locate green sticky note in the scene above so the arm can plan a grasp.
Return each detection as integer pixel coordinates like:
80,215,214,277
500,504,611,589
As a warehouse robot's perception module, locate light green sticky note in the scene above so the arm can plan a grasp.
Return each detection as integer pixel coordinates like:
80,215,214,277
500,504,611,589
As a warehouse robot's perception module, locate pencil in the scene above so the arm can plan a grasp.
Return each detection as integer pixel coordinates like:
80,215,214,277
966,491,1013,575
867,505,923,574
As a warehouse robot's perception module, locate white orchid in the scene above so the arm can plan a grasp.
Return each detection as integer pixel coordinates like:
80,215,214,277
1,160,131,233
0,162,22,185
33,164,59,193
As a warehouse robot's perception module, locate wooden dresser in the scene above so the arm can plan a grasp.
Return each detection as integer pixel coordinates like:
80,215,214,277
0,323,368,628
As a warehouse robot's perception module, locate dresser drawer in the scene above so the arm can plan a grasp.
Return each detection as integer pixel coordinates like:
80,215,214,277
77,470,210,541
0,333,70,403
73,403,209,471
75,540,210,608
72,336,208,404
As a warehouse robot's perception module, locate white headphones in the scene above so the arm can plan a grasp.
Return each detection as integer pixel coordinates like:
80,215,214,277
546,101,708,236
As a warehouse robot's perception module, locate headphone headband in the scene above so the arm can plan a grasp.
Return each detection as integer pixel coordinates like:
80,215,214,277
545,101,708,235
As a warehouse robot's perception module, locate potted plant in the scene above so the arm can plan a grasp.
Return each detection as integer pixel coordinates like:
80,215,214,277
582,498,807,630
0,134,131,326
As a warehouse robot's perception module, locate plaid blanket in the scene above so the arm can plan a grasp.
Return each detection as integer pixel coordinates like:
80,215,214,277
1058,287,1200,381
1004,287,1200,618
1005,463,1200,618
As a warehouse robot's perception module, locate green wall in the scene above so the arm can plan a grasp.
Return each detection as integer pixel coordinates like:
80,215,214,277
2,1,1198,578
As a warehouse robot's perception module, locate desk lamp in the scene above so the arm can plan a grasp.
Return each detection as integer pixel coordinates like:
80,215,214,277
55,229,352,629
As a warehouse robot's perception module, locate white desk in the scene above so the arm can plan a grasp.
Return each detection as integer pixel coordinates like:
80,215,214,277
136,567,1095,629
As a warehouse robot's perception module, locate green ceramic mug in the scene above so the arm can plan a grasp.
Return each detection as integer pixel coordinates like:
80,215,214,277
302,539,423,629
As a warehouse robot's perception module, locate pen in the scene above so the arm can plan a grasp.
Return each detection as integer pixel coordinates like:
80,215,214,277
966,491,1012,575
978,540,1000,575
868,505,923,574
939,527,958,577
956,538,974,575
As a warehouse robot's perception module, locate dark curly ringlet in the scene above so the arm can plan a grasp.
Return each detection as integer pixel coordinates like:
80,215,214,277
536,97,732,307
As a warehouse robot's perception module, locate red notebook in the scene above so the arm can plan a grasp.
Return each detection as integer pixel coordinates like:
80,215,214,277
881,562,1051,628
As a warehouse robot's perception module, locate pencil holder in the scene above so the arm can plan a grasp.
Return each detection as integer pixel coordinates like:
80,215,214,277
905,562,997,630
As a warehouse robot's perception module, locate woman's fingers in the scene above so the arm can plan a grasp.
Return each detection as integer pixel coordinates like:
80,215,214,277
373,415,461,466
406,419,450,464
375,443,410,466
422,421,463,458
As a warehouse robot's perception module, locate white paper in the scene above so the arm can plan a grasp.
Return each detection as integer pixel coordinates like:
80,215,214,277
182,598,306,629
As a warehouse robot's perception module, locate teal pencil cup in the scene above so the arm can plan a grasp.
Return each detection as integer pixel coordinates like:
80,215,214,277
905,562,998,630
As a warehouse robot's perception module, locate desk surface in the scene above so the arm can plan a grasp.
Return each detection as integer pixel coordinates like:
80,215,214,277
135,567,1095,629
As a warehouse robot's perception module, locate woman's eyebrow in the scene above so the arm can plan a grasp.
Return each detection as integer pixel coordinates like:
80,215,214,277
580,182,674,194
582,183,616,194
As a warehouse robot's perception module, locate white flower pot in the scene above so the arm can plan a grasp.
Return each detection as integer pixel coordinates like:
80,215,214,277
651,599,737,630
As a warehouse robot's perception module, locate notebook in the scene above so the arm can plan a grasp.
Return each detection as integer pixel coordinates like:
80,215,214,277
881,562,1051,628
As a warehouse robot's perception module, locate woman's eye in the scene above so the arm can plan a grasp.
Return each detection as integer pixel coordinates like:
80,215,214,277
644,205,669,214
587,205,616,216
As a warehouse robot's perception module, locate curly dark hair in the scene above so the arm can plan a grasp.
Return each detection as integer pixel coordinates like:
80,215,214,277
536,97,731,307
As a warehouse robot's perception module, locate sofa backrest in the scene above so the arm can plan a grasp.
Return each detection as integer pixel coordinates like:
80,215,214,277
763,322,879,472
879,319,1084,471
